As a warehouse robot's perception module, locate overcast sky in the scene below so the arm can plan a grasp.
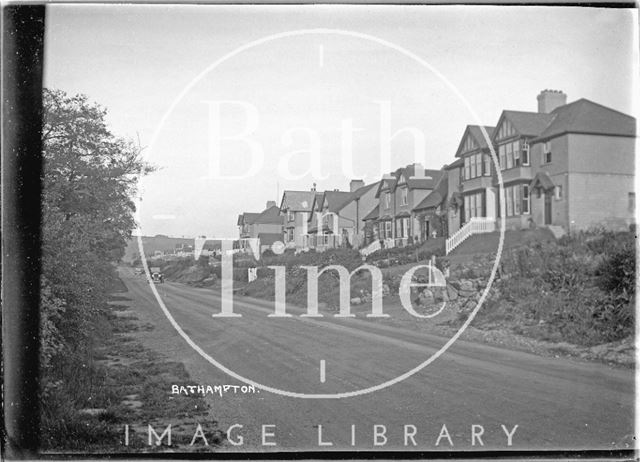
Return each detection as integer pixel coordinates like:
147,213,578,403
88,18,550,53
44,5,638,238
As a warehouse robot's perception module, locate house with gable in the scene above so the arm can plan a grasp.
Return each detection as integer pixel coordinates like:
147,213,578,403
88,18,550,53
279,188,320,249
237,201,284,253
392,164,443,246
369,164,442,248
446,89,636,254
454,125,497,226
305,180,380,250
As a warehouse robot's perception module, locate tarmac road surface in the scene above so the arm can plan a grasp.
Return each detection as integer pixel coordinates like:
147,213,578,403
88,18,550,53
117,266,634,452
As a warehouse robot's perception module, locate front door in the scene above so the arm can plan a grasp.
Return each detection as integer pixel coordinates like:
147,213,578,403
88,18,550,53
544,191,552,225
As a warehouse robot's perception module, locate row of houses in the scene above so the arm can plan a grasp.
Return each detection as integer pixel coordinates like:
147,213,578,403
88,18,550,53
237,89,636,255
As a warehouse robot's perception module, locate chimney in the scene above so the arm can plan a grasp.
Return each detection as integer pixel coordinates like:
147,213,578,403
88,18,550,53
412,163,425,178
266,200,276,208
537,89,567,114
311,182,316,192
350,179,365,192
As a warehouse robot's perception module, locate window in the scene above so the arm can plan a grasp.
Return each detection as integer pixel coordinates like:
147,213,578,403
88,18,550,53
464,157,470,180
503,185,528,217
629,193,635,213
506,187,514,216
521,140,530,165
555,185,563,200
401,187,408,205
543,142,552,164
384,192,391,209
498,145,506,170
522,185,530,214
287,210,294,221
385,221,392,238
506,142,513,169
513,140,520,167
484,154,491,176
464,192,485,221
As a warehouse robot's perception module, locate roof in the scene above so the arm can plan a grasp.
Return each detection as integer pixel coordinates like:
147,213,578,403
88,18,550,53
280,190,318,212
329,181,380,214
394,165,443,190
322,190,354,213
530,172,555,191
413,173,449,211
252,205,284,225
534,98,637,142
455,125,495,158
493,111,555,141
363,204,379,221
375,169,402,198
257,232,283,246
445,158,464,170
237,212,260,226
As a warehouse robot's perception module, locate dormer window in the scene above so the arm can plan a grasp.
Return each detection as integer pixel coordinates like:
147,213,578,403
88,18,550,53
384,191,391,209
401,187,408,205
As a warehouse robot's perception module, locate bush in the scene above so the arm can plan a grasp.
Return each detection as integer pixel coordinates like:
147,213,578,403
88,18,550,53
470,229,635,346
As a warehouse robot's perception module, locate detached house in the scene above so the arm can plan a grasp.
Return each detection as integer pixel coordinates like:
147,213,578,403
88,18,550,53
446,90,636,254
526,94,636,231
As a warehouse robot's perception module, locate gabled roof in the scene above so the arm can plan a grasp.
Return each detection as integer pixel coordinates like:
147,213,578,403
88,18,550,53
322,190,354,213
375,168,403,198
279,190,318,212
534,98,637,142
252,205,284,225
351,181,379,200
393,164,443,191
492,111,555,142
530,172,555,191
237,212,260,226
363,204,379,221
454,125,495,158
413,172,449,212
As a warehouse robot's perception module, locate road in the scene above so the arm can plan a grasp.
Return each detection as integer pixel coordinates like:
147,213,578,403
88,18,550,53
118,266,634,452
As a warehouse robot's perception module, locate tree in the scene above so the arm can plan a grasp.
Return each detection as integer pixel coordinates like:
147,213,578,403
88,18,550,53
40,88,154,360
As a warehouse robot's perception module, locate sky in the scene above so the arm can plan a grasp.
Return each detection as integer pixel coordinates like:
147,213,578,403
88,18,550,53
44,4,638,238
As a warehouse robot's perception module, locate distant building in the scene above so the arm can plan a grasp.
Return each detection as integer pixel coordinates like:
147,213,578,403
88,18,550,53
237,201,284,253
